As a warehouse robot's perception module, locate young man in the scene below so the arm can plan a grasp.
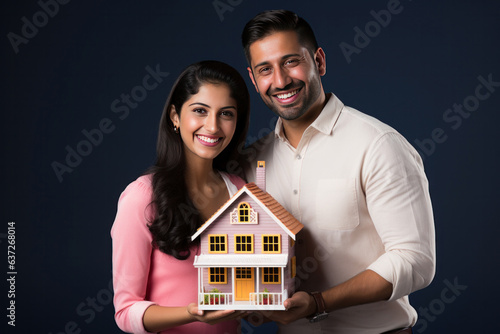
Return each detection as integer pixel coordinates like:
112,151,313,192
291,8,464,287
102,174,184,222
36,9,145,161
241,10,435,333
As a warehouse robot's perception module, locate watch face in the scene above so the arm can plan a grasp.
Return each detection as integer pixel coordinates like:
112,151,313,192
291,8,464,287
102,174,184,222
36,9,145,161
309,312,329,323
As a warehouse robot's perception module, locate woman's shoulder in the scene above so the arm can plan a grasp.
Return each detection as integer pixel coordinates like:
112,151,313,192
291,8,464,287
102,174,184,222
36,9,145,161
134,174,153,188
123,174,153,193
117,174,154,206
111,174,155,236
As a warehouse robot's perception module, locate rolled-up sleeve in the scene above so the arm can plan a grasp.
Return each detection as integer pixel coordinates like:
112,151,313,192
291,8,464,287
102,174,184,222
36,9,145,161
364,132,436,301
111,178,156,334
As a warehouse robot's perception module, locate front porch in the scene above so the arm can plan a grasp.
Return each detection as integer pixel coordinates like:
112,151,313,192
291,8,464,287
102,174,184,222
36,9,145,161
198,290,287,310
194,254,289,310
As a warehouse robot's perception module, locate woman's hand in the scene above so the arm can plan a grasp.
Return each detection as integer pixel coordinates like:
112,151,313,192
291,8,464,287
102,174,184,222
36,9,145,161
187,303,245,325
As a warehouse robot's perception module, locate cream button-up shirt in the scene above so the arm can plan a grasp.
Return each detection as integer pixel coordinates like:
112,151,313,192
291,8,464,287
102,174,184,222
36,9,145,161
244,93,435,333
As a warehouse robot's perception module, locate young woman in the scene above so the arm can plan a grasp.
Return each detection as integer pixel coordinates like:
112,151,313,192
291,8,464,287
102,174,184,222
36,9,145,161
111,61,250,334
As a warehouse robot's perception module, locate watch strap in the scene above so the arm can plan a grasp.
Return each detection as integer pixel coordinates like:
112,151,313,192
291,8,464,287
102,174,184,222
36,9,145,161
310,291,326,314
307,291,329,323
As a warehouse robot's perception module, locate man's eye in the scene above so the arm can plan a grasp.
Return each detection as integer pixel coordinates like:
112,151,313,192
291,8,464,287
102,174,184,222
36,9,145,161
259,67,272,74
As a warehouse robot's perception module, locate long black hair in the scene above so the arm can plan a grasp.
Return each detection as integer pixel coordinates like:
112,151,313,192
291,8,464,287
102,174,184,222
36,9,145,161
147,60,250,260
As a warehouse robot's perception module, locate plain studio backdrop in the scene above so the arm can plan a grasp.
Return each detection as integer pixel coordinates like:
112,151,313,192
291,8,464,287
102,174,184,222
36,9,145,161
1,0,499,333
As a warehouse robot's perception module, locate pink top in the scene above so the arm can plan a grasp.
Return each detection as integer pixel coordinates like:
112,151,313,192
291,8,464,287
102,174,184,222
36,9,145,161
111,173,246,334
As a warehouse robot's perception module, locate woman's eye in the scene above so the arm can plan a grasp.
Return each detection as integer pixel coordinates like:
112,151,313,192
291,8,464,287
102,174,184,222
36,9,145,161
193,108,206,114
220,110,235,117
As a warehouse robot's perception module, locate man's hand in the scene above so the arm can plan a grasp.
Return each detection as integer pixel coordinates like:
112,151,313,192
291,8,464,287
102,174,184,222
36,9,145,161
261,291,316,325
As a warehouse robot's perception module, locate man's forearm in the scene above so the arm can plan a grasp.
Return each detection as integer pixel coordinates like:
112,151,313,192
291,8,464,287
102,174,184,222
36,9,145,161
322,269,393,312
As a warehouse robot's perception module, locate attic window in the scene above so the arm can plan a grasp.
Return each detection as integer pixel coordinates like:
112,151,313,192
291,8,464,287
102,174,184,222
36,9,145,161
239,203,249,222
231,202,258,224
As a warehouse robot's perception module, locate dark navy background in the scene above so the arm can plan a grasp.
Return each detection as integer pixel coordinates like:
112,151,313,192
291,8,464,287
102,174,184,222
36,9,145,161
2,0,499,333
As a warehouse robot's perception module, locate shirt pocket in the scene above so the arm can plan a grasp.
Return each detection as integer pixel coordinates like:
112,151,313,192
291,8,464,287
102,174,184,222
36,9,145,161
315,178,360,230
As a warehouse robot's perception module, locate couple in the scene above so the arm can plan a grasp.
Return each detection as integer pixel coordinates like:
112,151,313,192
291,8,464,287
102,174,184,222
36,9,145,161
111,9,435,334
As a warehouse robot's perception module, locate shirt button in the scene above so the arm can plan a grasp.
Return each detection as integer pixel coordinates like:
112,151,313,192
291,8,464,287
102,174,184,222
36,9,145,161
293,189,298,195
296,155,302,160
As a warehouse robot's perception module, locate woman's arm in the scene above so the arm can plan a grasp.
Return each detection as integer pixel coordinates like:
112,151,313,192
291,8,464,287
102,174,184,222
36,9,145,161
143,304,241,332
112,178,157,333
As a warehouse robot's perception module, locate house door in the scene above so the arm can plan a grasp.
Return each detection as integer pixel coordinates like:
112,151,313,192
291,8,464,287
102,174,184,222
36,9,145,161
235,267,254,301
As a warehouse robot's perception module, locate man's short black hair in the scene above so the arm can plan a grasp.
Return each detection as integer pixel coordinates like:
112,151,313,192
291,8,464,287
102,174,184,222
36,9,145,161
241,9,319,64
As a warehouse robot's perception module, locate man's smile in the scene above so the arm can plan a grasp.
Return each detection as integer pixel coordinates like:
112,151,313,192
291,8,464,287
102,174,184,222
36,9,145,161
271,87,303,104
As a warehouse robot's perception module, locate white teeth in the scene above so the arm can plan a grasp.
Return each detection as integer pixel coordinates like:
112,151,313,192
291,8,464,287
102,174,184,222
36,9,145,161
276,89,298,99
197,135,221,143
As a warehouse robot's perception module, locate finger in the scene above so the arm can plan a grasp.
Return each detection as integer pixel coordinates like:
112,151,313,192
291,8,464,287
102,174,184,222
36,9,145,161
187,303,204,316
284,292,305,310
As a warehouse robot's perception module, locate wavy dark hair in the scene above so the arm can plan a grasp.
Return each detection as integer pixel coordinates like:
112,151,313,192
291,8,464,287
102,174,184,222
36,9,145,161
241,9,319,64
147,60,250,260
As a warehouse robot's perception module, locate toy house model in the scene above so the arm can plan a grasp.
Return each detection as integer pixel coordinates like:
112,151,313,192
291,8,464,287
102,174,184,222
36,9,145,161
191,161,304,310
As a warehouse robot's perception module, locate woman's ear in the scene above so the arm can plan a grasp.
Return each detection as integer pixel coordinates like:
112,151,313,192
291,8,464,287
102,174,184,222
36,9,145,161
169,105,179,127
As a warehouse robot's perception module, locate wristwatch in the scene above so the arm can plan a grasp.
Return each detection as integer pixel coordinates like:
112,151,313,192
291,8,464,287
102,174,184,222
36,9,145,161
307,291,329,323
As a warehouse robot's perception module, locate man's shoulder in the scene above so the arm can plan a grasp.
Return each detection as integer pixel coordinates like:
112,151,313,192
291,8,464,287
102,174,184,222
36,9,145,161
340,105,418,158
341,105,396,135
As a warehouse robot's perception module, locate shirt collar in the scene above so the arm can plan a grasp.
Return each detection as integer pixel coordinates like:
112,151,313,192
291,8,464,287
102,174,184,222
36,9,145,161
274,93,344,140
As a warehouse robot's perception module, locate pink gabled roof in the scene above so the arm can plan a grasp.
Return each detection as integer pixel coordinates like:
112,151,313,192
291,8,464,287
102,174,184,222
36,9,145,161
191,182,304,241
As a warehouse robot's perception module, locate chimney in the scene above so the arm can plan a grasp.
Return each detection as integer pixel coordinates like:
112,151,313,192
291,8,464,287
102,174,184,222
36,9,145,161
256,161,266,192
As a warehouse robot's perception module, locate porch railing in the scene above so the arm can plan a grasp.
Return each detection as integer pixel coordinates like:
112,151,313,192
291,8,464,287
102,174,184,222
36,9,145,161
249,289,287,306
199,292,233,306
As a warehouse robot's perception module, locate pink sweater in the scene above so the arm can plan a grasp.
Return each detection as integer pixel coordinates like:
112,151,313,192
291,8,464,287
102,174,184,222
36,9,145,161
111,173,245,334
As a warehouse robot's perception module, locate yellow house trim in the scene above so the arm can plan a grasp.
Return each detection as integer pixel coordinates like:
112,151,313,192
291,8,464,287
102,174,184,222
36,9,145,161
208,267,227,284
208,234,228,254
262,234,281,253
234,234,254,253
261,267,281,284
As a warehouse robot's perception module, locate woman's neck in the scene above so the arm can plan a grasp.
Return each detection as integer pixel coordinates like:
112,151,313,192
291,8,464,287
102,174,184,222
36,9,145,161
183,155,220,192
184,155,228,221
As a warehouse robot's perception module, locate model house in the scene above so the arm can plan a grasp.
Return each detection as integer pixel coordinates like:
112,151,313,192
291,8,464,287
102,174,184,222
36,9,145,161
191,161,304,310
